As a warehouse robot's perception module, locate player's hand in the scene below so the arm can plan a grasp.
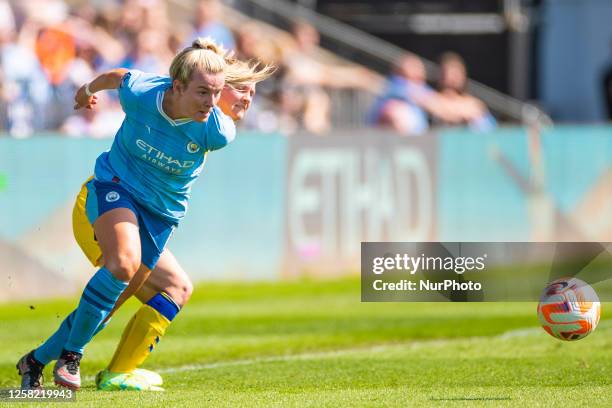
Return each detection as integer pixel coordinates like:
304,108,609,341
73,84,98,110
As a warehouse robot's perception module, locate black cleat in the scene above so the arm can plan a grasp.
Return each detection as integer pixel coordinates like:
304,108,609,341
16,351,45,390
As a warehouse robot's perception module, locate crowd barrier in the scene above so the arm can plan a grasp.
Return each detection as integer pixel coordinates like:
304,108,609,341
0,126,610,299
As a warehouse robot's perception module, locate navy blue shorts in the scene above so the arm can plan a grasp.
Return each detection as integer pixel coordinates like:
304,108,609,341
73,178,175,270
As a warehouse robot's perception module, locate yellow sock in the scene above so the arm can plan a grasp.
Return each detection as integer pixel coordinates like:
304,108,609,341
107,305,170,373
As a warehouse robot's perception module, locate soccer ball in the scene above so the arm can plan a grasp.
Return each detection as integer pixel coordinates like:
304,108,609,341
537,277,600,341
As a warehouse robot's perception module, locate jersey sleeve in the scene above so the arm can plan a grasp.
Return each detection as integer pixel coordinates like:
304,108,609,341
117,70,146,114
203,107,236,151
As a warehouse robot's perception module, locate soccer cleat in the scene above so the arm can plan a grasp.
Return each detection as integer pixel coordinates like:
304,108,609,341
95,369,164,391
53,350,82,390
16,351,45,390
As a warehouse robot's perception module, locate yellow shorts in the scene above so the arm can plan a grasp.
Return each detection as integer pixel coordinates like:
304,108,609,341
72,176,103,267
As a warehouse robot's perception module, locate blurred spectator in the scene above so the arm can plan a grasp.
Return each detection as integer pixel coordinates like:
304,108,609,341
0,0,51,137
283,21,379,92
66,9,125,70
0,0,13,34
111,0,172,59
3,1,499,138
140,0,170,33
32,11,81,129
368,54,433,135
369,52,496,135
235,22,281,64
35,27,76,86
61,92,124,138
280,20,381,134
117,0,147,38
120,29,171,74
187,0,235,51
0,0,181,136
435,52,496,132
21,0,69,27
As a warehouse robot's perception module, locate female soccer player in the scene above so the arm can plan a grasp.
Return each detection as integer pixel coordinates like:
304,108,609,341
16,39,271,391
95,61,274,391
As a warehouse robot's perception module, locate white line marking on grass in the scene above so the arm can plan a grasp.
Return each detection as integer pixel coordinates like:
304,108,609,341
83,335,481,381
140,327,549,376
84,322,611,381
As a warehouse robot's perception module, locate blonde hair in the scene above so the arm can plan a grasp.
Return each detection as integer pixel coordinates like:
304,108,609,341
224,57,276,88
169,37,227,84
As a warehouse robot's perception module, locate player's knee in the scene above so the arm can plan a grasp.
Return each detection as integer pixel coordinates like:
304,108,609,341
182,278,194,304
105,252,140,281
166,277,193,306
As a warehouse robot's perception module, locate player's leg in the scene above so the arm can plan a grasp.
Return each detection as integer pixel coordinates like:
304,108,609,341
30,308,113,367
18,180,110,389
110,248,191,372
19,308,114,390
22,208,139,390
53,206,141,389
96,249,192,391
51,178,146,390
18,308,80,390
17,179,136,390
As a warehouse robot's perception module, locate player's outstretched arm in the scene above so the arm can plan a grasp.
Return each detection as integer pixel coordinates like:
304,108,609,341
73,68,129,110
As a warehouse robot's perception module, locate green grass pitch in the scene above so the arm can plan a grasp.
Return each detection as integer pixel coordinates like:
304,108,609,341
0,278,610,407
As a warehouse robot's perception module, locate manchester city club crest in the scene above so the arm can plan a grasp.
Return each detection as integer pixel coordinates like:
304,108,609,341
105,191,120,202
187,142,200,153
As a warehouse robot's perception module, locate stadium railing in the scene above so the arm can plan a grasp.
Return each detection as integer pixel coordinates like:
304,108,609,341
227,0,552,127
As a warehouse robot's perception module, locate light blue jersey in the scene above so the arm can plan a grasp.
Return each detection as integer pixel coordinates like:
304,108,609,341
94,70,236,223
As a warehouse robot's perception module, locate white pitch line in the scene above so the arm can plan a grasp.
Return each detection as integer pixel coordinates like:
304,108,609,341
84,322,610,380
118,327,545,377
83,343,411,381
156,345,401,374
83,337,471,381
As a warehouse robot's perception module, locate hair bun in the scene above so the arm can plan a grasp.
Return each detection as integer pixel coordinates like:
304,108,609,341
169,37,227,84
192,37,219,52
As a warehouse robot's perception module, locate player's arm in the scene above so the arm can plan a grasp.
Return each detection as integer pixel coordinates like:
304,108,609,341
204,107,237,151
73,68,129,110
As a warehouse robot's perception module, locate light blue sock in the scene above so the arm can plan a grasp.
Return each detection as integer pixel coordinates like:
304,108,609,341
64,267,127,354
33,311,76,365
33,310,112,365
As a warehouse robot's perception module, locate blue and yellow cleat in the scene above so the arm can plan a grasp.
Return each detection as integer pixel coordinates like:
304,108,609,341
95,369,164,391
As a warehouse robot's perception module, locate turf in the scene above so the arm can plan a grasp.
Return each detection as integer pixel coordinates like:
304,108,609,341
0,278,610,407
